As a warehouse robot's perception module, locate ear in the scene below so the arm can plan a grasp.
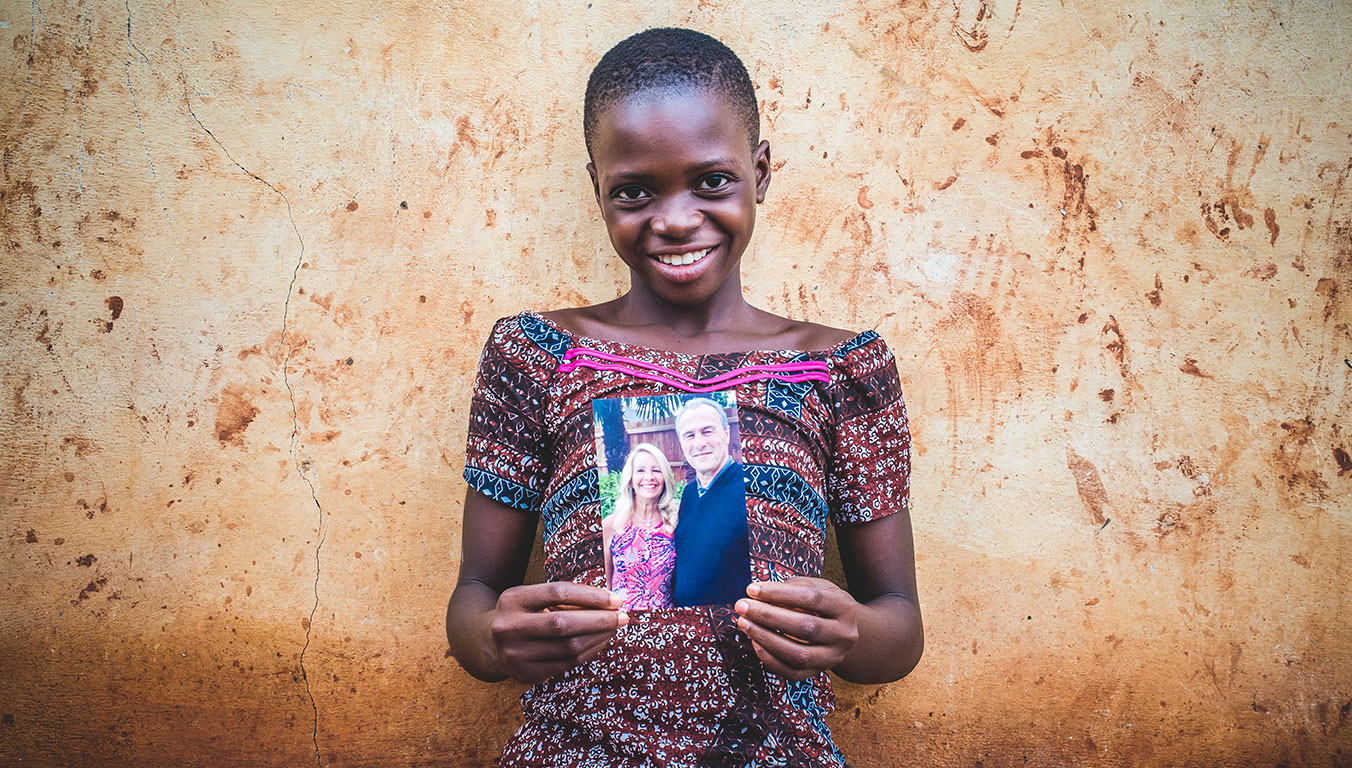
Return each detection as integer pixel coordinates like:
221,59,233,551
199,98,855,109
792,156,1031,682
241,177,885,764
753,140,772,204
586,162,602,208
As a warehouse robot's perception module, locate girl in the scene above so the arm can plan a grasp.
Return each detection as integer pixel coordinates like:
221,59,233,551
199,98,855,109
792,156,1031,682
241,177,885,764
448,27,922,767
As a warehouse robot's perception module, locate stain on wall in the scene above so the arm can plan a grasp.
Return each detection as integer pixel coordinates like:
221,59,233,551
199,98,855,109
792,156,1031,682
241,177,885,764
1,0,1349,765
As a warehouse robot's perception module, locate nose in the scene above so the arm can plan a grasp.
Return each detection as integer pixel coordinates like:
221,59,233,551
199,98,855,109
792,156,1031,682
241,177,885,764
650,197,703,238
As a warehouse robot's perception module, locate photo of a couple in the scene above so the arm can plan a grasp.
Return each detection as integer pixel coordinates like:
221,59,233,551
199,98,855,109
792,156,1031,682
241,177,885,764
593,393,751,611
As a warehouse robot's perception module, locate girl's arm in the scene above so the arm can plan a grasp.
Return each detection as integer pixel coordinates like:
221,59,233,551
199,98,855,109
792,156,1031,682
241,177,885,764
733,511,923,684
447,489,628,684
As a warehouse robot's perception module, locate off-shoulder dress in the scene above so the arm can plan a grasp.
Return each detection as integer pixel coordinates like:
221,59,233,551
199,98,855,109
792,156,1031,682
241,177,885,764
463,311,912,768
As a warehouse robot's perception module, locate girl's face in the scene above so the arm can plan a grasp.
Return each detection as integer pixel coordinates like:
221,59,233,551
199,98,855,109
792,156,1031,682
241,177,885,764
630,451,666,503
587,87,771,308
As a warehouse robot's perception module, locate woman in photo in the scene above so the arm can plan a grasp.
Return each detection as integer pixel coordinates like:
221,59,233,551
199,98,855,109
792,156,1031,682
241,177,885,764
603,443,679,611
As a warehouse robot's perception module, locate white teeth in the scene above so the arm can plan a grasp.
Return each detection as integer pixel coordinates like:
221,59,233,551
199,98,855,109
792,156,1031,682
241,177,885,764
656,247,711,266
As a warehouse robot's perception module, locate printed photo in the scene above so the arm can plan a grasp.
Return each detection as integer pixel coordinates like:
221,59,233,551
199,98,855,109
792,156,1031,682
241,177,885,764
592,392,751,610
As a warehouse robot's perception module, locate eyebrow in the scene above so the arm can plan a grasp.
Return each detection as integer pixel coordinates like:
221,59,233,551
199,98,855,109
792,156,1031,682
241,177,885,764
685,158,740,172
605,158,741,185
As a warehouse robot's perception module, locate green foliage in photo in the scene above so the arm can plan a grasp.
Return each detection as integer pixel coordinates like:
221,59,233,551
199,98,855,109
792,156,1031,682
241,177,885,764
598,470,620,518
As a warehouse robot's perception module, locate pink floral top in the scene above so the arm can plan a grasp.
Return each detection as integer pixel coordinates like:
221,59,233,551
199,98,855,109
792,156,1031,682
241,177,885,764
609,520,676,611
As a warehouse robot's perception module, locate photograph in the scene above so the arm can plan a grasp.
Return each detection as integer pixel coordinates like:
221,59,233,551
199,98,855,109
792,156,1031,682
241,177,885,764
592,392,751,610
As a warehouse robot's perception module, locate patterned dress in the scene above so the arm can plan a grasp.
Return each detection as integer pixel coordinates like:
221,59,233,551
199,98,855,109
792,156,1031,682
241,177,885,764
463,311,912,768
610,520,676,611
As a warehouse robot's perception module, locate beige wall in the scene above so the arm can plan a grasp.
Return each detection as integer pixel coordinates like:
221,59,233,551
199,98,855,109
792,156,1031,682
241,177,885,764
2,0,1348,765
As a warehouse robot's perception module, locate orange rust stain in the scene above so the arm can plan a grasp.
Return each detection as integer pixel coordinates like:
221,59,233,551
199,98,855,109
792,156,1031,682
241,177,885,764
1146,273,1162,307
61,435,99,456
1179,358,1213,378
1101,316,1130,380
1335,446,1352,476
214,386,259,446
1066,447,1109,526
1241,263,1277,281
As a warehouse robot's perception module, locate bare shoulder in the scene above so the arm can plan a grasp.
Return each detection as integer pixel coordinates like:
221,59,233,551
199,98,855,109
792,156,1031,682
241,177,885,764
539,306,595,335
794,321,858,351
750,309,858,352
540,302,624,339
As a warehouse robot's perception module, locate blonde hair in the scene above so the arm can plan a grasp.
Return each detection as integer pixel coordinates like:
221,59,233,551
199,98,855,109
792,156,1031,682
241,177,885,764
612,443,679,529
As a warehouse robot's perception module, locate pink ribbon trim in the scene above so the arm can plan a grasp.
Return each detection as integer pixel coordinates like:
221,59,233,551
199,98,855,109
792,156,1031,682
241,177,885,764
562,347,828,384
558,347,830,393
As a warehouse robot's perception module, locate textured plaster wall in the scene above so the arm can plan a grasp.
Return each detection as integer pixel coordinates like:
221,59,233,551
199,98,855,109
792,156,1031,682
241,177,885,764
1,0,1349,765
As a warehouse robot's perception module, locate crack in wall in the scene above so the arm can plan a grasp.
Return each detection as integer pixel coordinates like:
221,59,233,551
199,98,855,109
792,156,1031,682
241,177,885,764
123,2,175,236
123,0,150,63
184,96,324,768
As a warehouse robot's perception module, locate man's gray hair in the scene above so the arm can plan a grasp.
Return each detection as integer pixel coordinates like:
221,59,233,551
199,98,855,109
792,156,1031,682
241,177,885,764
674,397,729,432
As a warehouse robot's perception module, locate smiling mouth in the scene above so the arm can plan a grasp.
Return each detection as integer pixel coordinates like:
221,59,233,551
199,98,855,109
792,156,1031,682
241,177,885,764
652,247,713,267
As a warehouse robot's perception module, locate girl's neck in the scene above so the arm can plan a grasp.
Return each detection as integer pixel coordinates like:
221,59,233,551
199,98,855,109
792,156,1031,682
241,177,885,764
612,278,758,340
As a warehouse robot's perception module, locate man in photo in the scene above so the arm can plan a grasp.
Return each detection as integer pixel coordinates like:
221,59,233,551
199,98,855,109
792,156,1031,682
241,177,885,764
671,397,751,606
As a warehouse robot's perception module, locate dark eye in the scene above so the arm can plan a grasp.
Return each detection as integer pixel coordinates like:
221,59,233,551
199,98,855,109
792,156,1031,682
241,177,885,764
698,173,734,192
612,185,649,202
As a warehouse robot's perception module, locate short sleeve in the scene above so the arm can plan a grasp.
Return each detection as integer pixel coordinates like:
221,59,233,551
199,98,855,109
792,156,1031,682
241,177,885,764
825,333,912,525
462,315,563,512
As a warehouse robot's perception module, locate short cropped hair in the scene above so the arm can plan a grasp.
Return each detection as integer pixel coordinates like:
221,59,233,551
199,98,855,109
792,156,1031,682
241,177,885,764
674,397,730,433
583,28,760,158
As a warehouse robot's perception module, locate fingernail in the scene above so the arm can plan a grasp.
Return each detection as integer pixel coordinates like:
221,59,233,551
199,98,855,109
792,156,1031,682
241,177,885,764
746,583,761,598
736,616,749,631
617,611,630,626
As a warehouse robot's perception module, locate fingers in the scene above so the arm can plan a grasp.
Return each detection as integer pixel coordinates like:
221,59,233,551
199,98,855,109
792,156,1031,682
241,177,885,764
491,614,626,684
744,578,843,616
734,579,860,681
490,582,629,684
492,604,629,648
504,581,623,613
735,608,852,682
535,605,631,636
736,580,855,642
499,629,617,667
736,598,830,643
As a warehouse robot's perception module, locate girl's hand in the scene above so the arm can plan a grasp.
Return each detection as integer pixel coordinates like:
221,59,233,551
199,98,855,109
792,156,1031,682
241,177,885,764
489,582,629,684
733,578,860,681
